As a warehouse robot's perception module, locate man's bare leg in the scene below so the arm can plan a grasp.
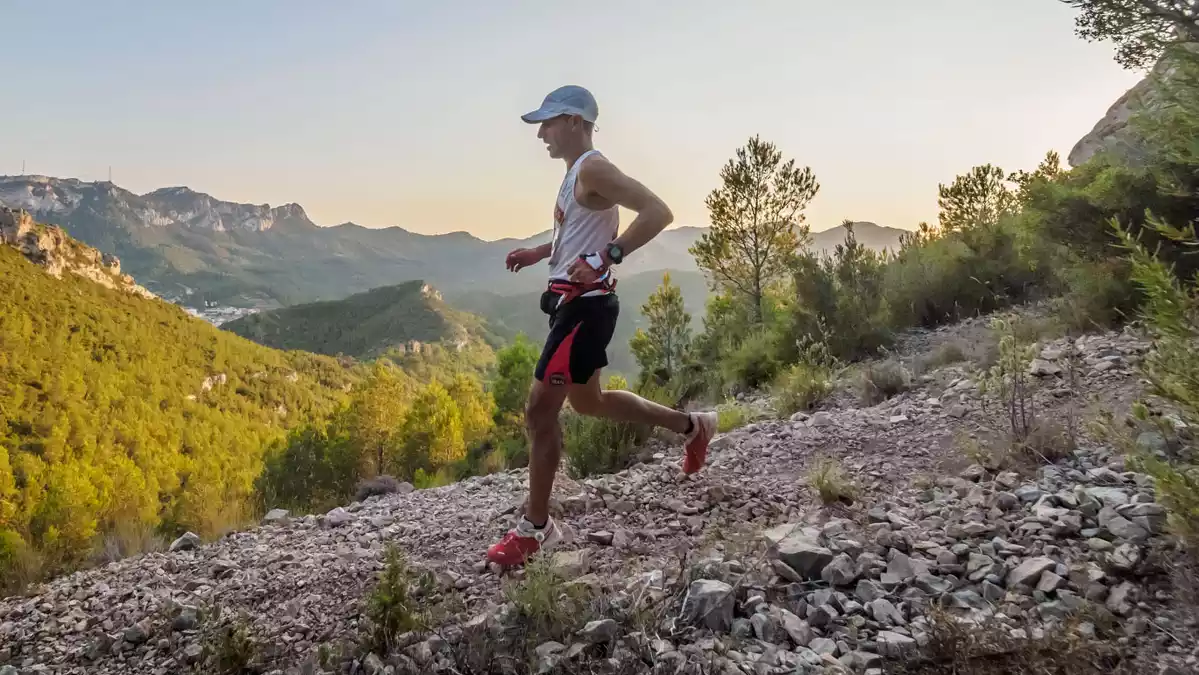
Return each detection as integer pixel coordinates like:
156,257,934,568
567,370,691,433
524,379,569,526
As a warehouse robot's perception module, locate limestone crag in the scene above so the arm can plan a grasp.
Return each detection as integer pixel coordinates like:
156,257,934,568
0,207,155,299
0,312,1194,675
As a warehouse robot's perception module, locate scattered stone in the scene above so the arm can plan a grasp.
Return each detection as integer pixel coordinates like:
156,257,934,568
578,619,619,644
771,527,834,580
323,507,353,527
821,553,857,586
681,580,734,631
1007,557,1056,588
169,531,201,552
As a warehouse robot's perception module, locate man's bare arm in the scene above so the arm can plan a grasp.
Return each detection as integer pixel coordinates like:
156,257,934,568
579,157,674,260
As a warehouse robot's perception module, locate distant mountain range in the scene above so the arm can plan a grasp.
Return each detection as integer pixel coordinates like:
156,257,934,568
0,175,906,309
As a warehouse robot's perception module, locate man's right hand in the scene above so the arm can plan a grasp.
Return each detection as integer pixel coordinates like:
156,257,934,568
506,247,545,273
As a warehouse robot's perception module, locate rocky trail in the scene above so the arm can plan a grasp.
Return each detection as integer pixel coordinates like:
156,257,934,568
2,308,1197,675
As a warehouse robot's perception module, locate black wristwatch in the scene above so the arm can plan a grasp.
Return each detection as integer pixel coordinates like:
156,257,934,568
606,241,624,265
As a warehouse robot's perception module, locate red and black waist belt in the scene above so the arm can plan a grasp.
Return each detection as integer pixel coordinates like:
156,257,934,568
545,276,617,309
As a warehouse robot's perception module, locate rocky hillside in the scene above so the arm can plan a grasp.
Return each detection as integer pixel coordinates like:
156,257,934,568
0,176,905,310
223,280,500,360
1,306,1193,675
0,206,153,299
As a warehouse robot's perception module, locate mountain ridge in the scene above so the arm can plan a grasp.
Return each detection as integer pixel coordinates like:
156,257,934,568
0,175,906,309
223,280,500,360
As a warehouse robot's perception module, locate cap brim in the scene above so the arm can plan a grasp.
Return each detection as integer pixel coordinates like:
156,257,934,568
521,107,559,124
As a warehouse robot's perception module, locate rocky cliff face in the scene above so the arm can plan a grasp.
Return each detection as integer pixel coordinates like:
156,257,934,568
0,176,310,233
1067,50,1199,168
1068,75,1157,167
0,206,155,298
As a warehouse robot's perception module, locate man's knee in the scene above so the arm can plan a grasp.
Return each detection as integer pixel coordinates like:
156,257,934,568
525,385,564,433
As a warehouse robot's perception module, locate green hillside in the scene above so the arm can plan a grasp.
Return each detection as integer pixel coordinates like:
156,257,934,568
446,269,711,376
223,280,500,360
0,245,360,582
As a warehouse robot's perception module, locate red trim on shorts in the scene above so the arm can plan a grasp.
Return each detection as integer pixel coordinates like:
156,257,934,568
544,324,581,385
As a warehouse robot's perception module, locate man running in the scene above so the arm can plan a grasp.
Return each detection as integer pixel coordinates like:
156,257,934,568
487,85,719,566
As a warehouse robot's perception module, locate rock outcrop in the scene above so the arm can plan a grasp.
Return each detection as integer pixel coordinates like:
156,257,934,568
0,206,155,299
0,309,1194,675
1068,74,1157,167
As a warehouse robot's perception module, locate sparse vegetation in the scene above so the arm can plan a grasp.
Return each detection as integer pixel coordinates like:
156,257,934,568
562,376,663,479
858,358,911,405
771,337,840,416
922,341,968,370
716,402,752,433
196,610,263,675
807,456,857,505
979,317,1040,444
364,544,431,655
503,556,595,646
894,606,1133,675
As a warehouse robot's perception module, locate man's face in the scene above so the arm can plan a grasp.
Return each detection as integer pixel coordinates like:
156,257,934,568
536,115,574,159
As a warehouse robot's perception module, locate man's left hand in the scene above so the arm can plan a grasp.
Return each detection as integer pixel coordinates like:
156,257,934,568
567,251,610,284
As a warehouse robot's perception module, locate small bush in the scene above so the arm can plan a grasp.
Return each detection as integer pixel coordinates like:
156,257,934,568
772,362,835,416
858,359,911,405
354,475,403,502
94,520,167,566
196,608,262,675
1016,417,1075,464
0,530,41,598
772,337,839,416
893,606,1132,675
1054,258,1140,333
979,317,1039,443
364,544,431,655
504,556,595,645
923,341,968,370
716,402,751,432
807,457,856,505
412,467,456,490
562,376,659,479
721,329,782,392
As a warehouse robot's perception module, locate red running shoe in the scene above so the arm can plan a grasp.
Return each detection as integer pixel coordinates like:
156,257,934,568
486,515,562,566
682,411,718,475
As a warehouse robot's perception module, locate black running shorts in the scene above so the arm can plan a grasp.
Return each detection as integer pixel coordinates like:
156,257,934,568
534,292,620,386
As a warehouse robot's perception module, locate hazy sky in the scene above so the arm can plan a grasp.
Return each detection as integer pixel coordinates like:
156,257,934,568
4,1,1142,240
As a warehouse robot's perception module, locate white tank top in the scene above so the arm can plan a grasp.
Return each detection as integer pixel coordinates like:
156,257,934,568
547,149,619,286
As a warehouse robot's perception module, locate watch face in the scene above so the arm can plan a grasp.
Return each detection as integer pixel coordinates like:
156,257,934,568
608,243,623,262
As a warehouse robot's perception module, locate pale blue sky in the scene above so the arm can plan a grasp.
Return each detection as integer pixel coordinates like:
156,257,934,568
3,1,1142,239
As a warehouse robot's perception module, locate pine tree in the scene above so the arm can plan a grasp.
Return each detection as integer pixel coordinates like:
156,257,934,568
689,135,819,324
629,272,692,384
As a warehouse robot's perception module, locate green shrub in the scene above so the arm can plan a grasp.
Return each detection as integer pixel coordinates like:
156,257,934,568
921,341,968,371
0,529,40,597
858,359,911,405
364,544,431,655
720,329,783,393
772,338,839,416
786,224,894,363
773,362,835,416
1114,216,1199,553
412,467,456,490
716,402,752,432
562,376,660,478
1054,258,1141,333
884,218,1045,330
808,457,856,505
